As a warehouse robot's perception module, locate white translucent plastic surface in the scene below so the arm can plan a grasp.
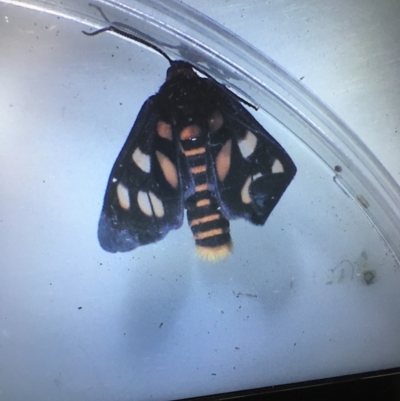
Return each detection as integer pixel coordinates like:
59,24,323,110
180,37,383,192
1,2,400,401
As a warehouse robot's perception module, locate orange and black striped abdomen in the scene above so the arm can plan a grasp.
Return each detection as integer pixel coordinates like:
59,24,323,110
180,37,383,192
180,125,232,261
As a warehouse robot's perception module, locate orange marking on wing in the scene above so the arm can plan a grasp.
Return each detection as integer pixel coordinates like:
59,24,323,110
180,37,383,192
157,121,173,140
216,139,232,182
156,151,178,188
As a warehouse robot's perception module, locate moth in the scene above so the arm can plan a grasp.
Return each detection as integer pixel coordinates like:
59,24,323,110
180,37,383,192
85,5,297,261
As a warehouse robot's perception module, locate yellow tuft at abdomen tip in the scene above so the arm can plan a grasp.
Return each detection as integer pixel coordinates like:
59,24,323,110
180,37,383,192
196,242,232,262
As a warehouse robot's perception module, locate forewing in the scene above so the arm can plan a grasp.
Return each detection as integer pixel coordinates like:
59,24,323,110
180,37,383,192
98,96,184,252
207,85,297,225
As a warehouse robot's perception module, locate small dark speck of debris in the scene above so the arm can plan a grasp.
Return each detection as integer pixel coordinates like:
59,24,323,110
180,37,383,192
235,292,257,298
294,342,296,346
334,165,342,173
299,76,305,81
211,373,216,376
77,307,82,310
159,322,163,328
235,347,240,350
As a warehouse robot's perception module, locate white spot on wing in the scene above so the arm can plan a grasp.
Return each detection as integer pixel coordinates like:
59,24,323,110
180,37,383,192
240,173,263,205
137,191,164,218
272,159,284,173
238,130,257,159
241,176,252,204
137,191,152,216
149,192,164,218
116,183,130,210
132,148,151,173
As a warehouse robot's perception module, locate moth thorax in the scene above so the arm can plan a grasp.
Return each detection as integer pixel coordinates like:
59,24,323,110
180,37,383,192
179,124,207,157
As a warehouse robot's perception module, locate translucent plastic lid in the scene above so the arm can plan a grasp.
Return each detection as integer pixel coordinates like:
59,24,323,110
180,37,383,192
1,1,400,401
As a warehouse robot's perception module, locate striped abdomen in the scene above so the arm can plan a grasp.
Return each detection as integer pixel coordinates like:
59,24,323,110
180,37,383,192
180,124,232,261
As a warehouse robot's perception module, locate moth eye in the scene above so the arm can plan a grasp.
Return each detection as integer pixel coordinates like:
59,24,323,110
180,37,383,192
132,148,151,173
216,139,232,182
238,130,257,159
272,159,284,173
137,190,165,218
208,110,224,133
241,173,262,204
116,182,131,210
156,151,179,188
157,121,173,141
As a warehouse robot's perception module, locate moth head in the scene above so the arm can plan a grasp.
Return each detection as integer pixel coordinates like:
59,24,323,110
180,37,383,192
166,61,197,81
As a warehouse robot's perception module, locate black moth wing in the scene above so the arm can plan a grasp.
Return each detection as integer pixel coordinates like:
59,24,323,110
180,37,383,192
206,82,297,225
98,96,184,253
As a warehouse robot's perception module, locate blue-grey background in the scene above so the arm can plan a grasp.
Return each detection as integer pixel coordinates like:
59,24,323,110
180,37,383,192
0,1,399,401
181,0,400,184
